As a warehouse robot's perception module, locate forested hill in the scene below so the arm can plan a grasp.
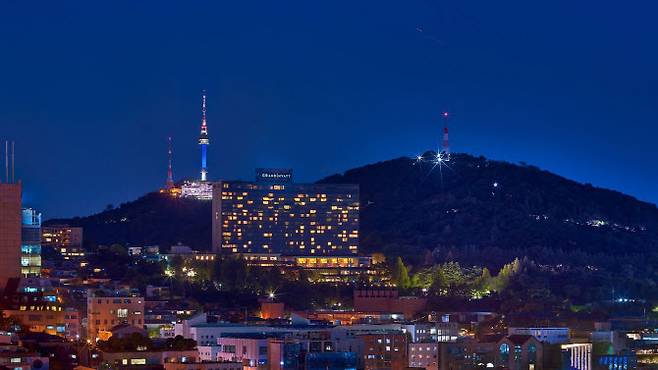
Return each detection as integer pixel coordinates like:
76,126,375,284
319,153,658,265
46,192,212,250
48,153,658,264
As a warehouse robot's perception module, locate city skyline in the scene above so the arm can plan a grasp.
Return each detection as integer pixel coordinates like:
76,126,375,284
2,1,657,219
2,3,658,368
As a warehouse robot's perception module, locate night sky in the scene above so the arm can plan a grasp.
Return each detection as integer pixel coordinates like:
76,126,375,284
1,1,657,218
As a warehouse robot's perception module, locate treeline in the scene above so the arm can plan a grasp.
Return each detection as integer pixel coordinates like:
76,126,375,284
97,333,195,353
152,254,352,310
391,256,523,298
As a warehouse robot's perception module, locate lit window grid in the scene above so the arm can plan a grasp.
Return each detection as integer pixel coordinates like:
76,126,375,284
218,182,359,255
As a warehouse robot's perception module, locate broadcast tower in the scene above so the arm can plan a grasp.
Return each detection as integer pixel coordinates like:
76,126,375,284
198,92,210,182
165,136,174,190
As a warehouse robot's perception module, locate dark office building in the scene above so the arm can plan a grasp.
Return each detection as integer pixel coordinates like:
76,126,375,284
0,183,21,290
212,169,359,256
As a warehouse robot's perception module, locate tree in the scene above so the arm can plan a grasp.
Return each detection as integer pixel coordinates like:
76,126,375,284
109,243,128,257
165,335,197,351
217,257,249,291
491,258,521,292
472,267,493,298
440,261,464,287
392,257,411,290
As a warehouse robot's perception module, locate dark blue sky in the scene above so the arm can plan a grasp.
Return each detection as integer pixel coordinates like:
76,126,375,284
1,1,657,218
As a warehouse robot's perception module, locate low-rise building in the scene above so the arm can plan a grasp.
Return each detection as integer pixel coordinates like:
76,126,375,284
163,361,242,370
100,349,199,368
41,225,85,261
197,345,222,362
0,278,81,340
216,334,270,367
354,289,427,319
561,343,592,370
361,332,408,370
409,342,440,370
0,351,49,370
305,352,358,370
87,290,144,341
402,322,459,343
496,335,543,370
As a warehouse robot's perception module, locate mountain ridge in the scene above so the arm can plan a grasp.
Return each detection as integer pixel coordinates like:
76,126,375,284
318,153,658,263
46,152,658,261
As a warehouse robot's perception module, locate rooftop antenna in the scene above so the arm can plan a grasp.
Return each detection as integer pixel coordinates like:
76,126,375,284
441,112,450,159
166,136,174,190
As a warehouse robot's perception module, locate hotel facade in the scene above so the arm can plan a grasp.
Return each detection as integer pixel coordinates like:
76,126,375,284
212,169,359,256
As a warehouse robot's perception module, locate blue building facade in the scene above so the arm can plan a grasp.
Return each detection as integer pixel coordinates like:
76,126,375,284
21,208,41,277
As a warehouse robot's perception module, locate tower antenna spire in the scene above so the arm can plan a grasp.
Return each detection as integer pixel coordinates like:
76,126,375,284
166,136,174,190
202,91,207,128
441,112,450,158
198,90,210,182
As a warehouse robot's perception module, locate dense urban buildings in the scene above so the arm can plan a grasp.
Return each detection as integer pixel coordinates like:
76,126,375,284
0,182,22,290
212,169,359,256
2,1,655,368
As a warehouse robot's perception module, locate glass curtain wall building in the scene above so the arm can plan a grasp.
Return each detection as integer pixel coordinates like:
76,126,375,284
21,208,42,277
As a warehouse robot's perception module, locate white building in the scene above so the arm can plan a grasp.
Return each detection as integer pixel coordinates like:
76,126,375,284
402,322,458,343
181,181,212,200
174,312,207,339
197,345,222,362
216,335,270,367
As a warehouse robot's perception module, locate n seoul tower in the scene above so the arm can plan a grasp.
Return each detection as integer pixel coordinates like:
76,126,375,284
198,91,210,182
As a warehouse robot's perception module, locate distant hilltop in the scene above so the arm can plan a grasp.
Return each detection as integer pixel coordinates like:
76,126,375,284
47,152,658,267
319,152,658,266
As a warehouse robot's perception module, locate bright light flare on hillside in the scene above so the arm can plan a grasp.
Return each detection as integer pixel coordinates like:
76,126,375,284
410,150,454,184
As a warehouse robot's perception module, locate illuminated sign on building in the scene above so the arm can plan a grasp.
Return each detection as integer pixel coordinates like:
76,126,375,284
256,168,293,183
